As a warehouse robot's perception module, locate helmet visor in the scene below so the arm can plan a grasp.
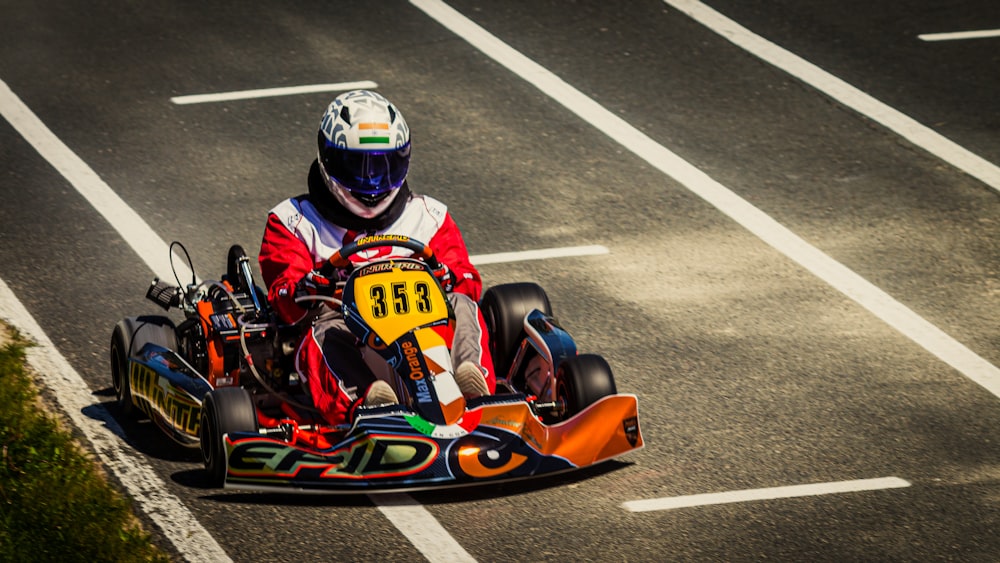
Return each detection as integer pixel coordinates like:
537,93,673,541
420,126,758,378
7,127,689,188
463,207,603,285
320,142,411,195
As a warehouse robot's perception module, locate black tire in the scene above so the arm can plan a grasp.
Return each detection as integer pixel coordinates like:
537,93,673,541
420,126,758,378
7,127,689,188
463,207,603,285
110,316,177,418
200,386,258,487
480,283,552,380
550,354,617,423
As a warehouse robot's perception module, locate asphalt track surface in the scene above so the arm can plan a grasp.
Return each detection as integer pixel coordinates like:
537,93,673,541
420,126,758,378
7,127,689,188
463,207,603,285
2,1,999,561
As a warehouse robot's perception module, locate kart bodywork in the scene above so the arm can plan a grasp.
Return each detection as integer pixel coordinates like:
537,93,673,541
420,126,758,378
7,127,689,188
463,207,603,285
110,236,642,492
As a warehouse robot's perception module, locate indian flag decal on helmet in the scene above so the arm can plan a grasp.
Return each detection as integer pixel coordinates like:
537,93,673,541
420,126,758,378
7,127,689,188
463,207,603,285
318,90,411,151
358,122,391,144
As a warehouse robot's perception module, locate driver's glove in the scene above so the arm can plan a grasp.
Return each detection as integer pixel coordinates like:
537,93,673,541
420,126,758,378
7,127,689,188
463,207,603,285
431,264,454,293
294,270,339,308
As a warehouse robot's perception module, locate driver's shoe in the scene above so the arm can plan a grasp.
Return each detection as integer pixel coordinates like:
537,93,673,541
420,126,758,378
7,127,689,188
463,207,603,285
363,380,398,407
455,362,489,399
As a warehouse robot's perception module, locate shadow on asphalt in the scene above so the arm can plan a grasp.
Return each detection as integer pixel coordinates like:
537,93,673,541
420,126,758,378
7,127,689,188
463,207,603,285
83,387,201,464
186,460,633,506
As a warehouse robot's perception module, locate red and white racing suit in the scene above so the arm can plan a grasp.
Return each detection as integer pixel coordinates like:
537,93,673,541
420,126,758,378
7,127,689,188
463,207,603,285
259,167,494,426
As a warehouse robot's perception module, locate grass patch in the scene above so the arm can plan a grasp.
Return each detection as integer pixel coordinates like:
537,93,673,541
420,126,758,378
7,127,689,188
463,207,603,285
0,327,169,562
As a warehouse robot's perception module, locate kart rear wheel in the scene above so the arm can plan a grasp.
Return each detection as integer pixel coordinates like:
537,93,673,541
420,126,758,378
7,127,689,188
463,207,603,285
110,316,177,418
550,354,617,423
200,386,258,487
480,283,552,380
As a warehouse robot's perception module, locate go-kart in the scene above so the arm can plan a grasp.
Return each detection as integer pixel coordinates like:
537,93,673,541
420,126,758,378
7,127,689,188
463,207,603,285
109,235,642,492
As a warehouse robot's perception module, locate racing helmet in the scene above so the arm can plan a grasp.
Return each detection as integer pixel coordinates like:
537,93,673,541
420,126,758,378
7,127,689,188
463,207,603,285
317,90,411,217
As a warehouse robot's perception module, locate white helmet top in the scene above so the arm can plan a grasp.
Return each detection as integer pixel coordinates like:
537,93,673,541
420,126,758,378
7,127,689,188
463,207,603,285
317,90,411,209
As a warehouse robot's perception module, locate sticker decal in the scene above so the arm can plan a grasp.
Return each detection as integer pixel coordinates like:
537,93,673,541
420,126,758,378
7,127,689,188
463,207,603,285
623,416,639,447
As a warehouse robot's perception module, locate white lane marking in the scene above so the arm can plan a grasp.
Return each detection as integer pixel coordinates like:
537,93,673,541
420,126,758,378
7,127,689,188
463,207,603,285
170,81,378,105
0,278,232,563
623,477,911,512
0,80,192,283
410,0,1000,399
661,0,1000,193
919,29,1000,42
371,494,477,563
471,244,609,265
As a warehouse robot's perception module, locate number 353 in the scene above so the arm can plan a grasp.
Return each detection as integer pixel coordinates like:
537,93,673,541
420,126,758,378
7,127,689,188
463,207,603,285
369,281,434,318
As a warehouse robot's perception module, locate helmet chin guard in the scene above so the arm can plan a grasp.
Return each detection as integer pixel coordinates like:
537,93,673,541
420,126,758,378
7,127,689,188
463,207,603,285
324,170,400,219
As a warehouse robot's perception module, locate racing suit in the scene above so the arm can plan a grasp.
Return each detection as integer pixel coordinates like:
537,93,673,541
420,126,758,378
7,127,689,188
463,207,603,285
259,161,495,425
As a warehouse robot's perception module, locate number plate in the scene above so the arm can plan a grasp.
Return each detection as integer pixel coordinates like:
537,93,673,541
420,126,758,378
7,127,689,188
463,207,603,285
346,261,451,344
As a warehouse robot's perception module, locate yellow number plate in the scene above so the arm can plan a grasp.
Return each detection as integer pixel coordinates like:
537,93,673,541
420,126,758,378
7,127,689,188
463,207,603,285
352,266,450,344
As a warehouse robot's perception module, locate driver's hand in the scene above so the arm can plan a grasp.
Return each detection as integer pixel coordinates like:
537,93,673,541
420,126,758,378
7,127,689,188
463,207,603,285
431,264,454,293
294,270,339,308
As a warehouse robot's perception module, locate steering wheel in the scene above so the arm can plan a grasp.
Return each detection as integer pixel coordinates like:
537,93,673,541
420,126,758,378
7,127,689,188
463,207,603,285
318,235,441,277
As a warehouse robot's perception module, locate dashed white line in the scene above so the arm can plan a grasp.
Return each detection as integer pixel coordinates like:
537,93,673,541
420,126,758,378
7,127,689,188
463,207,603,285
170,80,379,105
623,477,911,512
919,29,1000,42
471,244,609,265
372,494,477,563
411,0,1000,401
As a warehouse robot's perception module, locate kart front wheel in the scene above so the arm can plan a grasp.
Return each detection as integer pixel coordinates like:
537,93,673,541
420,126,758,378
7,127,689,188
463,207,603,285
200,387,258,487
480,282,552,381
110,316,176,418
550,354,617,423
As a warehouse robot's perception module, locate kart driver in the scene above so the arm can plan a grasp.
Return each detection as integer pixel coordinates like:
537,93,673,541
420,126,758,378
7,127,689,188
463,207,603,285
259,89,494,426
